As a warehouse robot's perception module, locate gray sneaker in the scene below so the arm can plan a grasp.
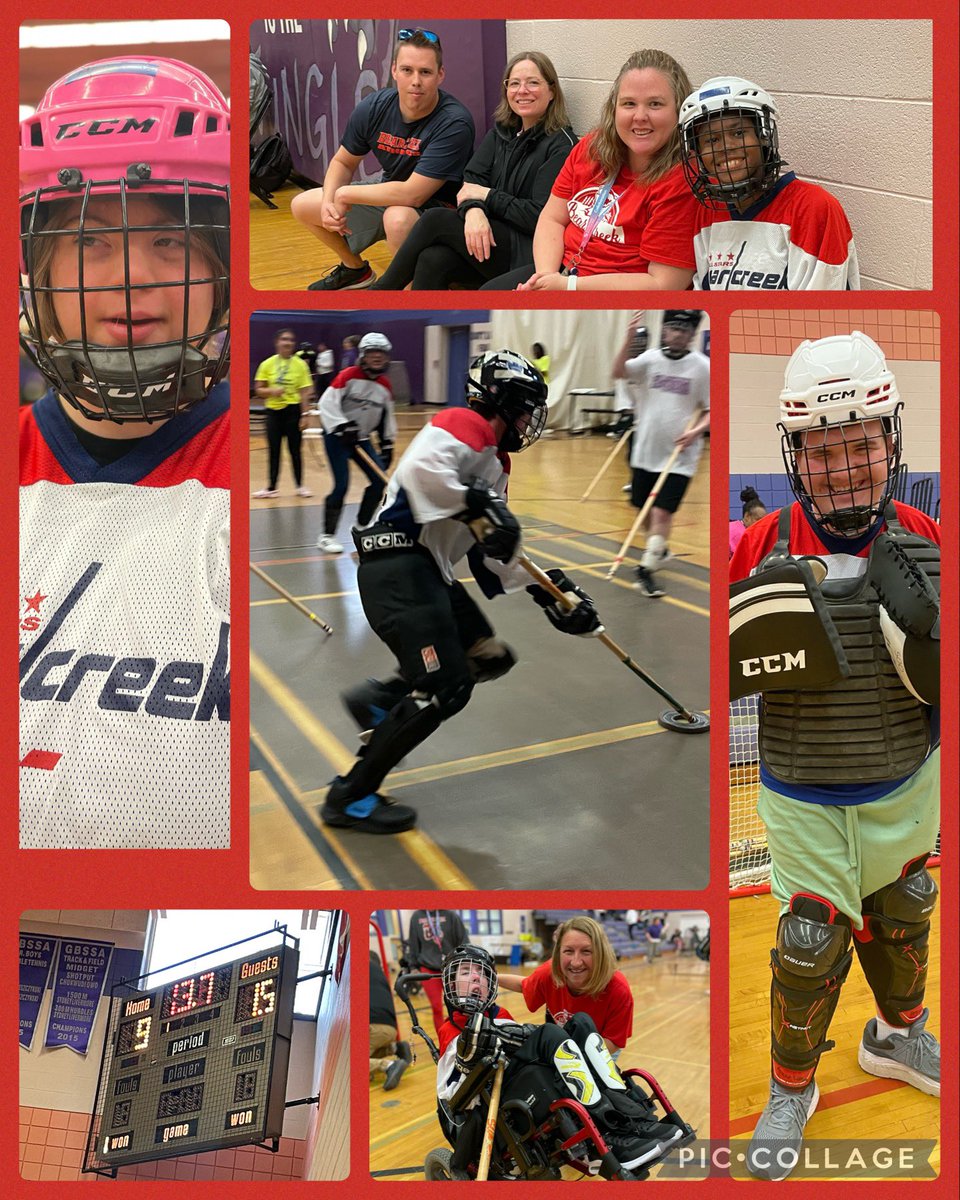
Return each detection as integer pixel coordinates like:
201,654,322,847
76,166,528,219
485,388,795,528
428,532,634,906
858,1008,940,1097
746,1078,819,1181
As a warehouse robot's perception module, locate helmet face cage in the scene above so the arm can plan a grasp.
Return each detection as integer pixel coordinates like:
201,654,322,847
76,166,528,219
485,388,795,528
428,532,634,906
19,57,230,423
780,410,902,537
441,945,499,1016
466,350,549,453
681,100,782,210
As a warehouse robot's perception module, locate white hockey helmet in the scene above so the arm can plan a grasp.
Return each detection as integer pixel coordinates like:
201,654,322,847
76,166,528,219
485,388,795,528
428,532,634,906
778,333,903,537
358,331,392,375
679,76,783,208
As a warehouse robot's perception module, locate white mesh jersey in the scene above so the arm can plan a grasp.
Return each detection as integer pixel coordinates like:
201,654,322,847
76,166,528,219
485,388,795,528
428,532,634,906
625,349,711,476
379,407,530,592
317,365,396,441
19,386,231,849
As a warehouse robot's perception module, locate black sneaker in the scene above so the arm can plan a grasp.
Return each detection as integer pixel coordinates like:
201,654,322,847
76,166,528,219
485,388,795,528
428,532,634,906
383,1057,409,1090
320,777,417,833
632,566,665,598
397,1040,413,1064
307,262,377,291
602,1126,667,1172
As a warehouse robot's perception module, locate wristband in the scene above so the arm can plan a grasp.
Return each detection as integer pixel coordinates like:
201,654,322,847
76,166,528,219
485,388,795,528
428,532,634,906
458,199,488,217
566,274,578,291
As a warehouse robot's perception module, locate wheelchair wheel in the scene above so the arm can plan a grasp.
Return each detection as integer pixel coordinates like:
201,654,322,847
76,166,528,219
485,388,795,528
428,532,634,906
424,1148,470,1181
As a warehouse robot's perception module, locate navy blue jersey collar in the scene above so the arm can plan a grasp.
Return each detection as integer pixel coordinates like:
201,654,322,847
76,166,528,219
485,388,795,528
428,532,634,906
799,501,884,557
32,382,230,485
727,171,797,220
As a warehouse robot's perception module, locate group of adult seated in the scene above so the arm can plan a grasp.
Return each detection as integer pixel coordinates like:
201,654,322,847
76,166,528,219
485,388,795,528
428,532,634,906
291,29,859,292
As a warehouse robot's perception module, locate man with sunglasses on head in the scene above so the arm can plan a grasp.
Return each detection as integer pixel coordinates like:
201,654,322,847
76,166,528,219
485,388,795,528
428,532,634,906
292,28,475,290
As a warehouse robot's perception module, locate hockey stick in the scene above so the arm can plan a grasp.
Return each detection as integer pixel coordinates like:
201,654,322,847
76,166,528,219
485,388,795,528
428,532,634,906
517,555,709,732
250,563,334,635
606,408,704,580
354,443,391,485
579,426,633,501
477,1059,506,1182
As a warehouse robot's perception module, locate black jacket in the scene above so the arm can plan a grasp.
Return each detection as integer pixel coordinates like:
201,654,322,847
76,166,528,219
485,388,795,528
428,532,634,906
463,121,577,265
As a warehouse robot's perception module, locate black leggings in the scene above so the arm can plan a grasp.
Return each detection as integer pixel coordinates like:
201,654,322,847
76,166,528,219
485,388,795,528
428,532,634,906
266,405,302,489
370,207,518,291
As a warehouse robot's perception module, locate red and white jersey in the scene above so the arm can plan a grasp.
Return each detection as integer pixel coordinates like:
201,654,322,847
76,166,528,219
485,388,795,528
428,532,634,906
379,407,530,591
436,1005,515,1103
318,365,396,441
624,349,711,476
730,500,941,585
692,175,859,291
19,388,231,849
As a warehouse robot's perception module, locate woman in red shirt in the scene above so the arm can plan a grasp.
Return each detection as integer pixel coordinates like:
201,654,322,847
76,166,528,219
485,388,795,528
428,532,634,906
482,49,698,292
500,916,633,1054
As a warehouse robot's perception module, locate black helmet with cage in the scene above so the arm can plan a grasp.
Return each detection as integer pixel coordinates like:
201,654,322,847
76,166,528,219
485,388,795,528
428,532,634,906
441,944,499,1016
465,350,548,453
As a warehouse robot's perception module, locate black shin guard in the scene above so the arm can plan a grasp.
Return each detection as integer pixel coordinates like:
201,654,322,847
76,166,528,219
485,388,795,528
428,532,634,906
337,694,443,797
854,855,937,1026
357,483,385,527
770,893,853,1088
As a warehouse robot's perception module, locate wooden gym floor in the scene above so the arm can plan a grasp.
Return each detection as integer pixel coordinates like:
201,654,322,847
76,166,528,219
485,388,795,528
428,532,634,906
251,186,395,290
729,874,941,1180
369,954,710,1181
250,414,710,891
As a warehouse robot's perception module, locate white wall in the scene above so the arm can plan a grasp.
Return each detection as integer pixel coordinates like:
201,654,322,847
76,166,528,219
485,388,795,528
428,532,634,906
730,356,940,473
506,19,931,289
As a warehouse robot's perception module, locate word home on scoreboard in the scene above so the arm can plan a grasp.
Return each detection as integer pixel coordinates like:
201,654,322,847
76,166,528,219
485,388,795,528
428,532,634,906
85,939,299,1172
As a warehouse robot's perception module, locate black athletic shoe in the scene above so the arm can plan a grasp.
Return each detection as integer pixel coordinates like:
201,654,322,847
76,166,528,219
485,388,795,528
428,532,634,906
602,1125,667,1172
307,262,376,291
320,777,417,833
397,1040,413,1064
632,566,665,598
383,1057,409,1090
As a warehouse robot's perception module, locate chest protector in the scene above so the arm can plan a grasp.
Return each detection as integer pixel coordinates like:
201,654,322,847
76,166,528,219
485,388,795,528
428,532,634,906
757,504,938,785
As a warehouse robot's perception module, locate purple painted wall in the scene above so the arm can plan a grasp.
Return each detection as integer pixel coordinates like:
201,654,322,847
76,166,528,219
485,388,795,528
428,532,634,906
250,19,507,184
250,310,489,405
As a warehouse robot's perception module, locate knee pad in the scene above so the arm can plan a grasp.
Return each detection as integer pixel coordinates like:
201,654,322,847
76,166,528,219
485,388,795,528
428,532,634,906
770,893,853,1086
552,1039,601,1108
426,677,474,720
581,1031,626,1093
854,856,938,1026
466,637,516,683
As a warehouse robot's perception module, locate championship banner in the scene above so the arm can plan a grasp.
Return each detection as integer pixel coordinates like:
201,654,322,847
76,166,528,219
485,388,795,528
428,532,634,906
44,939,113,1054
19,934,57,1050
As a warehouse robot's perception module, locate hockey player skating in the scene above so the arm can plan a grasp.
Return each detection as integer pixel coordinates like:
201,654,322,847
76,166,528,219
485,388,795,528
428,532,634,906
729,332,940,1179
320,350,603,833
19,56,231,848
679,76,859,290
611,310,710,598
316,332,396,553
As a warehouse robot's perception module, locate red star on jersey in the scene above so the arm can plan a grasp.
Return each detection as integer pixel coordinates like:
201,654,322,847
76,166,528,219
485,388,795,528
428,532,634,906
23,591,47,613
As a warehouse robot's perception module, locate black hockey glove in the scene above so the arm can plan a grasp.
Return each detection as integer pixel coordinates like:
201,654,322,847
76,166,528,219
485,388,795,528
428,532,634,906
493,1020,534,1051
527,569,604,637
379,439,394,470
461,485,521,563
868,532,940,705
456,1015,502,1072
335,421,360,447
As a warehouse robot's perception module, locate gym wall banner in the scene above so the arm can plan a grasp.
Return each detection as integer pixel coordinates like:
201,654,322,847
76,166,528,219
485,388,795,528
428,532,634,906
44,939,113,1054
19,934,57,1050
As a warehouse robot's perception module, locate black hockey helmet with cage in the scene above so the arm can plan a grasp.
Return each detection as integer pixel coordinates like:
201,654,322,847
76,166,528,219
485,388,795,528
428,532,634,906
441,944,499,1016
19,56,230,424
679,77,784,210
465,350,548,453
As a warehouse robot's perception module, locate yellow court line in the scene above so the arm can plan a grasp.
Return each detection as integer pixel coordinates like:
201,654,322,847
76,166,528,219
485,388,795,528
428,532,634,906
250,651,474,890
532,546,711,617
250,724,373,891
369,1106,439,1152
543,533,711,590
251,588,352,610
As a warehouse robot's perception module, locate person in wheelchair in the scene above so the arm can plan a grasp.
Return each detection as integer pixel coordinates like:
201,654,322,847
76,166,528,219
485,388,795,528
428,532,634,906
435,944,688,1178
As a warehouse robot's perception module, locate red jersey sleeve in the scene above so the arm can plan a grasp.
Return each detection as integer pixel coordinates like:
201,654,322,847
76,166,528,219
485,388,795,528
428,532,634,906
520,962,550,1012
729,508,783,582
600,973,634,1048
890,501,940,546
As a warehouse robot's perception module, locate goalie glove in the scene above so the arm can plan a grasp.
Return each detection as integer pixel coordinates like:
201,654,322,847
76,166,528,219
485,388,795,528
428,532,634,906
461,484,522,563
456,1013,502,1072
526,569,604,637
729,556,849,700
869,532,940,705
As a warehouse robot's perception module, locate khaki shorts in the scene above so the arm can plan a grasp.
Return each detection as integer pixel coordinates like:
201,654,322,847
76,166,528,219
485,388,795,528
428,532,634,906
757,750,940,927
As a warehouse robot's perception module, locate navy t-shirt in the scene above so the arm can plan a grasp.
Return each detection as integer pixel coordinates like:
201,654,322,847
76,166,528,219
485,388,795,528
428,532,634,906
341,87,475,205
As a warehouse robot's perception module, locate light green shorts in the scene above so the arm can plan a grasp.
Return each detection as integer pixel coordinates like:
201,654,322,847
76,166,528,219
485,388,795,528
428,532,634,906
757,750,940,928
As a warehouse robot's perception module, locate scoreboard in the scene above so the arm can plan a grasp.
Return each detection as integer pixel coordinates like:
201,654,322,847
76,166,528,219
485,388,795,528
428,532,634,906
87,941,299,1171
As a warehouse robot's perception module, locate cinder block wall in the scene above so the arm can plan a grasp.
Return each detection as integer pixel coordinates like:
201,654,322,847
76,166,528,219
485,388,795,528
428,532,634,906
506,20,931,289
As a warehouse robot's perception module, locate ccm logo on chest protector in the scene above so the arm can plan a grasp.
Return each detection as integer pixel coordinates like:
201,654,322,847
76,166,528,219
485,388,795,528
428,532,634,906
739,650,806,677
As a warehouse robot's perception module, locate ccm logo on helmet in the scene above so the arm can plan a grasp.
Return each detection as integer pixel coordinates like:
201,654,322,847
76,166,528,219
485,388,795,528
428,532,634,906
740,650,806,677
55,117,157,140
816,389,856,403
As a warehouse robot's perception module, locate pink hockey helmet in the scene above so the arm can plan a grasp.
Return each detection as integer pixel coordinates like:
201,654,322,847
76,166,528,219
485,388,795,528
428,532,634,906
19,57,230,422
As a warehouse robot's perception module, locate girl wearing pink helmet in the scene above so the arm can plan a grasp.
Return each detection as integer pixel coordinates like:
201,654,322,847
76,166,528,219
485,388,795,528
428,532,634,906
19,57,232,848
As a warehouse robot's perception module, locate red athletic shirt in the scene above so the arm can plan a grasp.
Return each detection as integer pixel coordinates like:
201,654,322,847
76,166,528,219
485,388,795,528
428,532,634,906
550,139,698,275
520,962,633,1048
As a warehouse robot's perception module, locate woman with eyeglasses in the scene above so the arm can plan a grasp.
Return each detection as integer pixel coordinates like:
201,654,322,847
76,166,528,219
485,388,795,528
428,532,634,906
482,49,699,291
369,51,576,290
